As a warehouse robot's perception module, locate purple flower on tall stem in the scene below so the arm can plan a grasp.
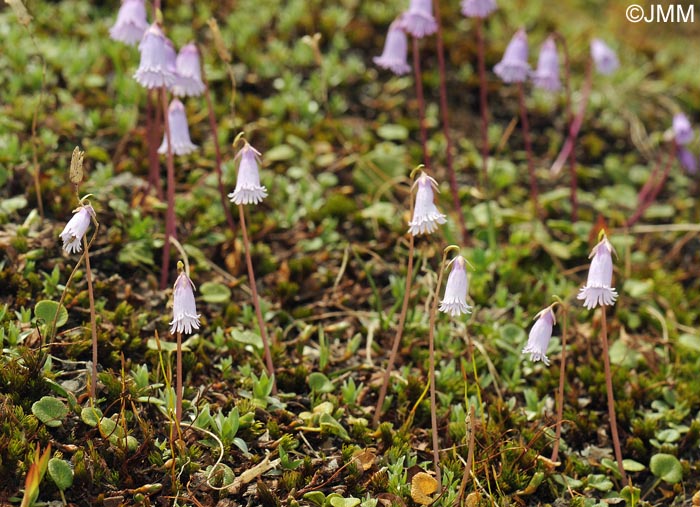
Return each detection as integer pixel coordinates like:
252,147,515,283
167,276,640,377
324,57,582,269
170,268,201,335
522,305,556,365
532,36,561,92
673,113,694,145
494,28,530,83
373,18,411,76
590,38,619,75
109,0,148,45
134,23,176,89
173,43,206,97
577,233,618,310
439,256,472,317
403,0,437,38
228,142,268,205
60,204,96,254
460,0,497,18
408,172,446,235
158,99,197,156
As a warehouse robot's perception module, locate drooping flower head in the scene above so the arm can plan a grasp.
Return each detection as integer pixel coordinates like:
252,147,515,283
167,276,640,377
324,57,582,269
408,171,446,236
673,113,694,146
532,36,561,92
60,203,96,254
677,147,698,174
109,0,148,45
158,99,197,156
373,17,411,76
522,305,556,365
494,28,530,83
590,38,619,76
173,43,206,97
460,0,497,18
170,261,201,335
228,141,268,205
403,0,437,39
577,232,618,310
134,23,177,89
439,256,472,317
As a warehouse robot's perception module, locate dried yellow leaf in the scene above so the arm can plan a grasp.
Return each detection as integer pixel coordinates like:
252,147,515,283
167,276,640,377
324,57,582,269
410,472,438,505
69,146,84,185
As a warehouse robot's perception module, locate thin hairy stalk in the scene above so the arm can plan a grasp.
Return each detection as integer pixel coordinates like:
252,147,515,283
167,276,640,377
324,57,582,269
434,0,467,244
176,331,183,424
551,308,568,464
238,204,277,394
199,50,236,235
475,19,496,250
627,145,675,227
427,251,450,489
601,307,629,486
146,91,164,200
83,234,98,400
159,88,177,290
517,82,542,219
372,234,415,427
412,37,430,167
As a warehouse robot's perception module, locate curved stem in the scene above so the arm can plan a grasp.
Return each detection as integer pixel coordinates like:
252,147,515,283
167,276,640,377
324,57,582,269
372,234,415,427
159,88,176,290
517,82,542,219
238,204,277,394
412,37,430,168
551,308,568,464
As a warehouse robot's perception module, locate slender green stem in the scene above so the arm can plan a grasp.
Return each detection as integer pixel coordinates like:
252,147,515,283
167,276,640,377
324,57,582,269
176,331,182,425
83,234,98,401
238,204,277,394
551,308,568,464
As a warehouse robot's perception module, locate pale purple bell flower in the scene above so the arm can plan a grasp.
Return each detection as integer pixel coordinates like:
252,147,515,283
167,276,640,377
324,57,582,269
158,99,197,156
228,142,268,205
577,234,618,310
532,36,561,92
522,305,556,365
134,23,177,89
170,268,201,335
60,204,96,254
590,38,619,76
373,18,411,76
460,0,497,18
164,37,178,80
109,0,148,46
673,113,693,145
439,256,472,317
403,0,437,39
677,147,698,174
173,43,206,97
494,28,530,83
408,172,446,236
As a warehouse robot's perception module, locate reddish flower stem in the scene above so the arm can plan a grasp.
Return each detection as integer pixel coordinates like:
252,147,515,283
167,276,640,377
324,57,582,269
159,88,177,290
412,37,430,168
517,82,542,219
434,0,468,245
626,145,675,227
146,91,164,200
238,204,277,394
551,307,568,464
176,331,182,424
83,234,98,401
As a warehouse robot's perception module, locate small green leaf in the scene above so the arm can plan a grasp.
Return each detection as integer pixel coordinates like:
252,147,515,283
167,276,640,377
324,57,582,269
231,329,263,350
678,334,700,352
586,474,613,492
623,459,646,472
308,372,334,393
81,407,103,427
31,396,68,427
265,144,295,162
199,282,231,304
329,497,362,507
48,458,73,490
377,124,408,141
303,491,327,506
650,453,682,484
34,300,68,328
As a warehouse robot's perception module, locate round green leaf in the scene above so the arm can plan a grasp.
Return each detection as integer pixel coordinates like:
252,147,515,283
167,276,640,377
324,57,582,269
308,372,334,393
329,497,361,507
377,124,408,141
34,300,68,328
199,282,231,304
48,458,73,490
623,459,646,472
81,407,103,427
650,453,682,484
32,396,68,427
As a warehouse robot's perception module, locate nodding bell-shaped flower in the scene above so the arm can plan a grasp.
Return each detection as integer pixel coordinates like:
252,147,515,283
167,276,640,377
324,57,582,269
678,147,698,174
373,18,411,76
460,0,497,18
228,142,268,205
170,263,201,335
109,0,148,45
533,36,561,92
173,43,206,97
590,38,619,76
60,203,96,254
494,28,530,83
408,172,446,236
158,99,197,156
403,0,437,39
522,305,556,365
673,113,694,146
439,256,472,317
134,23,177,89
577,233,618,310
